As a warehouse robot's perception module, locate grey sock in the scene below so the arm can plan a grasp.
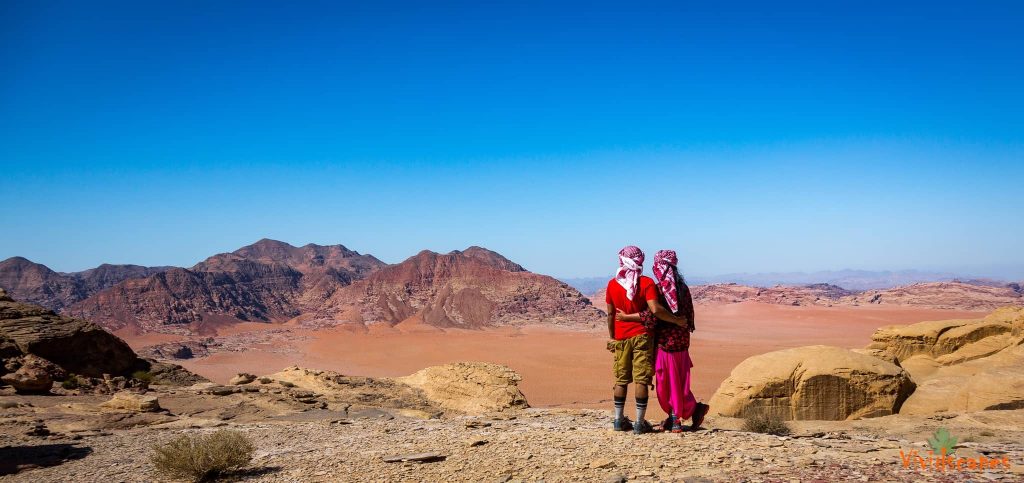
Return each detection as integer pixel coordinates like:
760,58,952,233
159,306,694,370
614,396,626,420
636,397,648,422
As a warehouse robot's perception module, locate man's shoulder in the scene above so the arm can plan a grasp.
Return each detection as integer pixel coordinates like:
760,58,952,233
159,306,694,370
639,275,657,286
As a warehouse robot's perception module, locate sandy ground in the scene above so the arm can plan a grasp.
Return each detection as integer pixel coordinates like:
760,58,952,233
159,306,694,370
125,303,986,421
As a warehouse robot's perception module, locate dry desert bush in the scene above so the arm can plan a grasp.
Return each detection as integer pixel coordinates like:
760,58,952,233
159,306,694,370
150,429,255,482
742,411,792,436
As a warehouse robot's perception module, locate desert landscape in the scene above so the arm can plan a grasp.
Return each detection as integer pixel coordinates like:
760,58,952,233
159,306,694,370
2,240,1023,481
5,3,1024,481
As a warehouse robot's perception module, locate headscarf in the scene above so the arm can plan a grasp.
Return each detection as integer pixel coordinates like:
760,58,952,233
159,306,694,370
615,246,645,300
652,249,680,313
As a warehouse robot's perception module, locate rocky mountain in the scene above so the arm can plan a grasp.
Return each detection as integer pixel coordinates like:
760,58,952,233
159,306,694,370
690,283,856,306
316,247,602,329
0,257,169,312
72,263,172,295
839,281,1024,311
65,239,386,333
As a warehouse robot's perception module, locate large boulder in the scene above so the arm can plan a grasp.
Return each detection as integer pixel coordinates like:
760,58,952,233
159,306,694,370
396,362,528,414
0,289,138,377
1,354,60,393
709,345,915,421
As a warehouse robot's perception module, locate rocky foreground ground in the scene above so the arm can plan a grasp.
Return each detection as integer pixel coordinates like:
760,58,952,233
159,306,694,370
2,396,1024,482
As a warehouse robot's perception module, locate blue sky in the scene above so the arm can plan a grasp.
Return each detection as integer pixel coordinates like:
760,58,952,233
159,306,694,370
1,1,1022,279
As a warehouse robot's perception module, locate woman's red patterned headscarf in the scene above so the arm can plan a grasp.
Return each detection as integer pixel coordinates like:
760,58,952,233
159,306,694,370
652,249,679,313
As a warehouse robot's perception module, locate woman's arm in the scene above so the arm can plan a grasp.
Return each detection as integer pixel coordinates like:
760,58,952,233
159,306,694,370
614,311,642,322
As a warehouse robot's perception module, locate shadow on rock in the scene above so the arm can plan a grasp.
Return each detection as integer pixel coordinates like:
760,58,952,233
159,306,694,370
220,465,284,481
0,443,93,475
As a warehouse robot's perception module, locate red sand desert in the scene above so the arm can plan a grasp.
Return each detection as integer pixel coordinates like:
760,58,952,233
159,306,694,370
121,302,986,419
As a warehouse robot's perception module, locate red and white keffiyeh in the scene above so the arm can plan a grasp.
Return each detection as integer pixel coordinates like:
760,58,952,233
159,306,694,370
653,249,680,313
616,246,645,300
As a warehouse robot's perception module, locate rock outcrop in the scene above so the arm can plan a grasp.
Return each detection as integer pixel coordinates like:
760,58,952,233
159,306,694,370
249,363,528,416
709,345,915,421
0,289,204,393
865,306,1024,415
0,289,138,377
397,362,529,414
99,392,161,412
317,247,601,328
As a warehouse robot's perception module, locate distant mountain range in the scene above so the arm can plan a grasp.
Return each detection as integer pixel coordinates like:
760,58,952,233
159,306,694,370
1,239,599,334
562,269,1010,293
0,257,171,311
586,281,1022,311
3,243,1021,335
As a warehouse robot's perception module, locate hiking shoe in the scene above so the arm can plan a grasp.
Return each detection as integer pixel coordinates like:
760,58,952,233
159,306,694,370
670,416,684,433
613,417,633,432
661,415,675,432
633,419,654,435
690,403,709,430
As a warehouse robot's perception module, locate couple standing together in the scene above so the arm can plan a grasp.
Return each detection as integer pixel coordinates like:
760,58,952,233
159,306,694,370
605,245,709,434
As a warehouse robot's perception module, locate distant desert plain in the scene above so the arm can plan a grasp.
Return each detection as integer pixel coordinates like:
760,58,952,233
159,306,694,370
116,302,986,418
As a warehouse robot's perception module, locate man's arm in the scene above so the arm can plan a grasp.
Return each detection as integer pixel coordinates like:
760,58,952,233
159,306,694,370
607,303,616,339
646,298,689,328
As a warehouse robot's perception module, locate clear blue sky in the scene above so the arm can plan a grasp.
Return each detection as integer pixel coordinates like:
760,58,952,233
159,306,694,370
2,1,1022,279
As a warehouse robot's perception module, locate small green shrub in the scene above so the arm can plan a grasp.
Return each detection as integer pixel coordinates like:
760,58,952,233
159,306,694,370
742,411,792,436
132,370,154,384
61,375,80,390
151,429,255,482
279,381,295,388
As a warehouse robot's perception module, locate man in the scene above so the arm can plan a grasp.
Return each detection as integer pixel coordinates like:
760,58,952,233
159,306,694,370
605,246,689,434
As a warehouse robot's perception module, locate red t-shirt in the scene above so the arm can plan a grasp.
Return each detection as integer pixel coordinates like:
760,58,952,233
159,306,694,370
605,276,658,340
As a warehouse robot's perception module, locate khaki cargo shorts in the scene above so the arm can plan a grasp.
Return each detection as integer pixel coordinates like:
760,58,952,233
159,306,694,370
611,333,653,386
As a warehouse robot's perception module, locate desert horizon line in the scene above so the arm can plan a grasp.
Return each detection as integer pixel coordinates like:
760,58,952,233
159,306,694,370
3,237,1022,286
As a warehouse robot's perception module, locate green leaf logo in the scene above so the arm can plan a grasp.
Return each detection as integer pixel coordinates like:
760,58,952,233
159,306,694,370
928,427,958,455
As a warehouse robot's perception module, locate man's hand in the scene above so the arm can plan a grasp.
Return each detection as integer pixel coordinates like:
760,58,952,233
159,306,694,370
606,339,618,353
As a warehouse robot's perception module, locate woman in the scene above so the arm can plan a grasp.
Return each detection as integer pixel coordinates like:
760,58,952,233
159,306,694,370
616,249,708,432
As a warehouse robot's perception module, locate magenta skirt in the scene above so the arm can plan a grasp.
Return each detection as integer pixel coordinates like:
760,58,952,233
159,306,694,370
654,348,698,419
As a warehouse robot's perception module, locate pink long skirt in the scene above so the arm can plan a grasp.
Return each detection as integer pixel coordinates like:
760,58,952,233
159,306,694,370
654,348,697,419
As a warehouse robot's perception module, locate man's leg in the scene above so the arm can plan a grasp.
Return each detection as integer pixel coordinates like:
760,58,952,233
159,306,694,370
635,382,649,423
614,384,628,422
632,334,654,429
612,340,633,430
